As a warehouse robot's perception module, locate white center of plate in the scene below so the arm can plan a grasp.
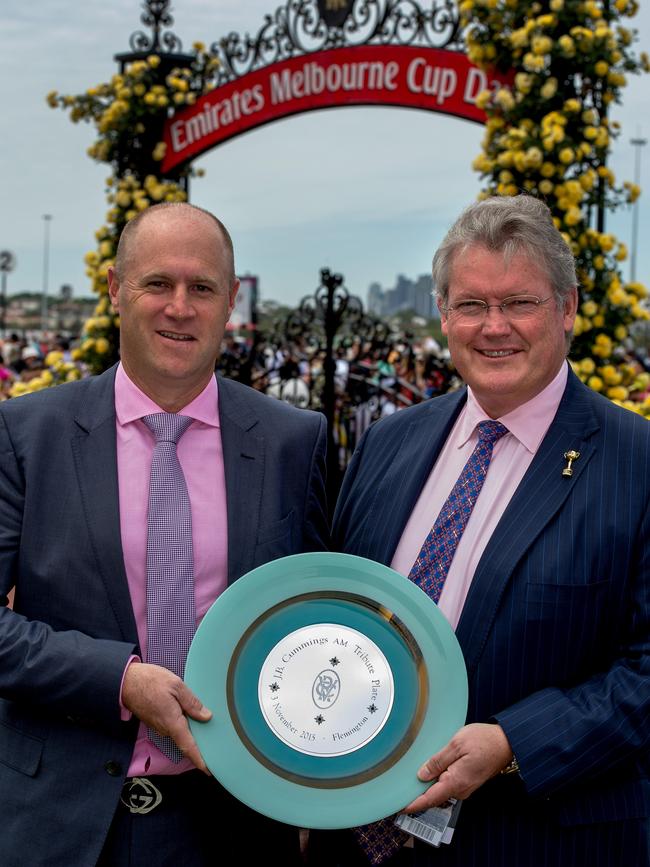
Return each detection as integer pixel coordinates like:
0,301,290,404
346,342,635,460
258,623,394,756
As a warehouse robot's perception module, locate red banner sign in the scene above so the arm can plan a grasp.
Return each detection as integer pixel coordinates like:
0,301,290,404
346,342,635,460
162,45,506,173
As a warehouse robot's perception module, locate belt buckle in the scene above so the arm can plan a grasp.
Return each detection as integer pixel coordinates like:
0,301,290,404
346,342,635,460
121,777,163,815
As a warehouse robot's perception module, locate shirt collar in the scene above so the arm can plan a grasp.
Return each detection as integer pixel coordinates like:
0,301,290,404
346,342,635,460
114,362,221,428
458,361,568,454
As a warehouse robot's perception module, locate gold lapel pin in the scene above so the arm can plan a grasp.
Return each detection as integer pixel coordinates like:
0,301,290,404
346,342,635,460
562,450,580,477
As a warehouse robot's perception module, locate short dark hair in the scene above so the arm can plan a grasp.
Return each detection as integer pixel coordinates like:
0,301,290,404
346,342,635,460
113,202,236,286
432,196,577,307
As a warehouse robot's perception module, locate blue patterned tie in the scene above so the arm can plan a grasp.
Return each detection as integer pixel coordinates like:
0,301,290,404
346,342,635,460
355,420,508,864
142,412,195,762
408,419,508,600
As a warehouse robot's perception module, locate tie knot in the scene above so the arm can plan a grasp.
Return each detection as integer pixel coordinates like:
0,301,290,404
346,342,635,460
142,412,193,445
476,419,508,446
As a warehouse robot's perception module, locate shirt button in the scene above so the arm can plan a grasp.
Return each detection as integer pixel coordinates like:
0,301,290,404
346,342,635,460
104,760,123,777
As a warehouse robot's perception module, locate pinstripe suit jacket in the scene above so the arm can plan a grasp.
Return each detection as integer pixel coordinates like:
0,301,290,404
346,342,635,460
333,367,649,835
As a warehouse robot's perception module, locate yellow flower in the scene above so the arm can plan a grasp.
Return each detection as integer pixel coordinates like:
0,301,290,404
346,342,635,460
609,287,628,306
9,382,29,398
495,88,515,110
581,300,598,317
588,376,603,391
615,325,628,341
559,148,575,164
601,365,622,385
514,73,533,94
95,338,110,354
563,98,581,113
152,142,167,161
147,55,161,68
607,386,629,401
558,35,575,56
45,351,64,367
540,78,558,100
579,358,596,374
532,35,552,55
564,207,583,226
523,53,545,72
510,28,529,49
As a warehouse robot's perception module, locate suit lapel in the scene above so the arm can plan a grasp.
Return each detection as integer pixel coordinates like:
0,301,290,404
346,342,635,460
363,390,467,564
70,367,138,644
456,371,601,672
217,378,264,585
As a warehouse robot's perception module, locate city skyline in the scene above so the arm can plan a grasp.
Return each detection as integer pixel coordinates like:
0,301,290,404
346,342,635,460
1,0,649,309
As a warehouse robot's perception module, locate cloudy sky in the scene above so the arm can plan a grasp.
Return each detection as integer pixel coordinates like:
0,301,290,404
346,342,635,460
1,0,649,308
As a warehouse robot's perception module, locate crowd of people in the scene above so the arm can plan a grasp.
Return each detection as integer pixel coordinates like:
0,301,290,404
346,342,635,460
0,332,80,397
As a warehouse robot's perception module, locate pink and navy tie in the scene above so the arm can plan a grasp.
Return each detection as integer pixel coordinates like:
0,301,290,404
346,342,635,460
355,419,508,864
408,419,509,600
143,412,195,763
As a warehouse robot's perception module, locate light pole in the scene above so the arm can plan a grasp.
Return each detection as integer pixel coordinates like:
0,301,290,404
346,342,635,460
41,214,52,337
630,135,647,284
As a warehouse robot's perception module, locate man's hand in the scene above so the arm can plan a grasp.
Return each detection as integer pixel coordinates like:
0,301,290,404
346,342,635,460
122,662,212,773
404,723,513,812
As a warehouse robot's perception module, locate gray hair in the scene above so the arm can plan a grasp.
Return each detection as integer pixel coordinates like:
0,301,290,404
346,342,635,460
113,202,237,286
432,196,577,308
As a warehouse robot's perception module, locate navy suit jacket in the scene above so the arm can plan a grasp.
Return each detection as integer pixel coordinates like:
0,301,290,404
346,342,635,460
334,368,649,831
0,366,328,867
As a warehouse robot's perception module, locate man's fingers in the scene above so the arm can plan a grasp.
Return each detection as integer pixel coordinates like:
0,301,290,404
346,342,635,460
167,722,211,775
177,682,213,722
122,663,213,772
403,775,454,813
417,752,446,782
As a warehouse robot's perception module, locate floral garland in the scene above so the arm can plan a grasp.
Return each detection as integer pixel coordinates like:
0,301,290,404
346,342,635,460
463,0,650,417
16,44,219,395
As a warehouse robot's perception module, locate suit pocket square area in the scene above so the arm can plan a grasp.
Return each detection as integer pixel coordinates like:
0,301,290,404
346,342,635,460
0,721,44,777
256,510,295,546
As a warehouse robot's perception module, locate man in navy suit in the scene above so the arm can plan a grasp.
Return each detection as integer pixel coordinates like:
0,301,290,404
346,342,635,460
0,203,328,866
330,196,649,865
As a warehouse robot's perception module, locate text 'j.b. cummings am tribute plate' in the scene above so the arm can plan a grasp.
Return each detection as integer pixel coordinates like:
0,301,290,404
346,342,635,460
185,552,467,828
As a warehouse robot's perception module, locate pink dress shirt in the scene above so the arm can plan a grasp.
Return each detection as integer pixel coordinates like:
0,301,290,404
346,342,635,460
115,364,228,775
391,362,568,630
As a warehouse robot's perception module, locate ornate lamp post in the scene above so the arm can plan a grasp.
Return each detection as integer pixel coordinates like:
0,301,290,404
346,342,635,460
114,0,194,191
281,268,390,508
630,134,647,283
41,214,52,336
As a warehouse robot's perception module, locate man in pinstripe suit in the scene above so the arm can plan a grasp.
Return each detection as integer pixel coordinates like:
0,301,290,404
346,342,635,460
330,197,650,865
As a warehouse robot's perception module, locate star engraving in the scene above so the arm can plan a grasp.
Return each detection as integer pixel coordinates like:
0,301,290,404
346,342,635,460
367,703,378,714
329,656,340,666
269,682,280,692
315,714,325,725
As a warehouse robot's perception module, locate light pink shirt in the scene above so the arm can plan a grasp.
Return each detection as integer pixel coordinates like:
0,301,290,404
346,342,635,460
115,363,228,775
391,362,568,630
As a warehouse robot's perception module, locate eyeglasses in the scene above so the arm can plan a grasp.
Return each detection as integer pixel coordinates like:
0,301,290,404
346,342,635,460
444,295,554,322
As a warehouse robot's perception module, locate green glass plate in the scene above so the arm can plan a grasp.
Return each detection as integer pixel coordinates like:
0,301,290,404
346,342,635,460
185,552,468,829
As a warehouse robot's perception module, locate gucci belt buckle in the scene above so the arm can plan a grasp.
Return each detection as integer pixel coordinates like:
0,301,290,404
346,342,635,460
121,777,163,815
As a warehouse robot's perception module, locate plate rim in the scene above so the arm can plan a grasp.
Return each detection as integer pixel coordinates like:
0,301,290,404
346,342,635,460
185,551,468,829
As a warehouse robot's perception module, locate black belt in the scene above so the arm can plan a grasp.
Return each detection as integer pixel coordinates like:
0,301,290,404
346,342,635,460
120,771,210,815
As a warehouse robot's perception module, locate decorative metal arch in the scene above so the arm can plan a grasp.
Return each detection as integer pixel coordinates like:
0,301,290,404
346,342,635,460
210,0,463,85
